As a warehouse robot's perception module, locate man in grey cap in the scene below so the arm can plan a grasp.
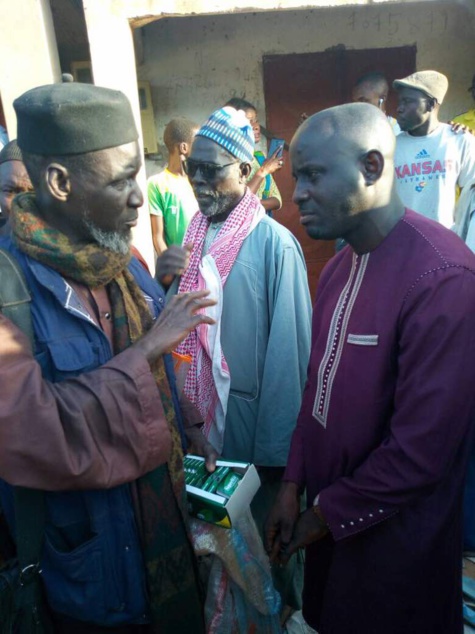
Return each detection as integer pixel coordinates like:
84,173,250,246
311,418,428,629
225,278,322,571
0,80,216,632
393,69,475,228
0,139,33,235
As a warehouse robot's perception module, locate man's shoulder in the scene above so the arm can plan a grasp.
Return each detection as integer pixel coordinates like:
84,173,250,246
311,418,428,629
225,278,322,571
430,124,475,169
326,210,475,273
147,169,170,189
396,123,449,144
395,123,475,158
236,216,305,271
0,238,31,271
252,215,301,248
0,239,28,286
434,122,475,148
319,212,475,304
399,209,475,271
128,257,161,290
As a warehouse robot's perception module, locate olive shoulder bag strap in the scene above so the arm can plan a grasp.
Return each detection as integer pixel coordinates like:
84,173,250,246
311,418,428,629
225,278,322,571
0,247,52,633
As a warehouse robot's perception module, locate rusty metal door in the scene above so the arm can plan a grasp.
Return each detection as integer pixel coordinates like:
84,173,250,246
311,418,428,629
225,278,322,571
263,45,416,295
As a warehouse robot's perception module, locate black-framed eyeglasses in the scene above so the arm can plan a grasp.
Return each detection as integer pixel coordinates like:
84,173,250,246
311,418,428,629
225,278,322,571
183,159,239,180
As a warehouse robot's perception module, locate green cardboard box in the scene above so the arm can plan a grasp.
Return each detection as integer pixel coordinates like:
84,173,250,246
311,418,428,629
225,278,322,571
185,455,261,528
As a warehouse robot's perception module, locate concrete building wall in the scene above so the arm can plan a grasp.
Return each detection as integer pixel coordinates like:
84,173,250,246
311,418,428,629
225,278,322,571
50,0,91,77
82,0,157,268
137,0,474,174
1,0,472,267
0,0,61,136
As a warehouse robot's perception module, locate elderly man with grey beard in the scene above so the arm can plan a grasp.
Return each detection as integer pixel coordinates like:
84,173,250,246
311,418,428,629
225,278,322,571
0,78,218,633
161,107,312,621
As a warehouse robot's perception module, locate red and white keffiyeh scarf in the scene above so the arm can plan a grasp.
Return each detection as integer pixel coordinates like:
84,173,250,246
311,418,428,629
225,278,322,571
177,189,265,451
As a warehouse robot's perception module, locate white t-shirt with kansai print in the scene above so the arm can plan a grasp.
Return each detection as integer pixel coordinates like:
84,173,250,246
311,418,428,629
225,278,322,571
394,123,475,228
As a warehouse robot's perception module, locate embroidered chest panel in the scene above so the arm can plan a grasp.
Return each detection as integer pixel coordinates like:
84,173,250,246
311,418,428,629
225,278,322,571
313,253,370,427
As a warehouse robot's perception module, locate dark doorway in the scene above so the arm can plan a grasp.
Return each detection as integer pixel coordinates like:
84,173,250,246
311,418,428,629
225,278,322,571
263,45,416,295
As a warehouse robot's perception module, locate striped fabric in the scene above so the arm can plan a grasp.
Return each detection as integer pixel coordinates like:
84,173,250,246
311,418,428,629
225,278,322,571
176,190,264,451
196,107,254,163
312,252,370,428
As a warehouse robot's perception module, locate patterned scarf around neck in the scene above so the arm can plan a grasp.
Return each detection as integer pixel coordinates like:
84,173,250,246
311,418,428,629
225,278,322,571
12,193,204,632
176,189,265,451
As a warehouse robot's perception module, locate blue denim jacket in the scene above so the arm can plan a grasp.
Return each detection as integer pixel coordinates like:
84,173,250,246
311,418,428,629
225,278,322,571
0,241,182,626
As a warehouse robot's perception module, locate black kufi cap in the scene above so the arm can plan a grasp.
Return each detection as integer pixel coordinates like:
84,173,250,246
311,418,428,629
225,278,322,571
14,81,138,156
0,140,23,166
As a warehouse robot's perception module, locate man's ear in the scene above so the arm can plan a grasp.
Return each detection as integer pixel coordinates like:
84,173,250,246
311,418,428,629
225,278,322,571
362,150,384,185
179,142,188,156
239,162,252,181
45,163,71,202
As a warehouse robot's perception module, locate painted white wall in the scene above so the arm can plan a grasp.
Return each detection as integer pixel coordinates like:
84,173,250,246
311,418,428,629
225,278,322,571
137,0,475,174
83,0,156,270
110,0,426,25
0,0,61,135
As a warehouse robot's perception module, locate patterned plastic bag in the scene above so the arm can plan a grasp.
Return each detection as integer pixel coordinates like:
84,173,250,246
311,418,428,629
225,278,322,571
191,508,282,634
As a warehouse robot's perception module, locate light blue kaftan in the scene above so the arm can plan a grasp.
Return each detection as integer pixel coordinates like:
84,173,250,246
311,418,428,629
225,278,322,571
216,215,311,466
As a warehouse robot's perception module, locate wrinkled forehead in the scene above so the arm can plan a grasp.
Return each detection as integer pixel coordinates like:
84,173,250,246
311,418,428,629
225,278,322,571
0,159,31,184
100,140,140,167
79,140,141,176
190,136,235,163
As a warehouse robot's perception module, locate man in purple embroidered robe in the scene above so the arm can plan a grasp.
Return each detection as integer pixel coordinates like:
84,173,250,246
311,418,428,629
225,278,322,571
265,103,475,634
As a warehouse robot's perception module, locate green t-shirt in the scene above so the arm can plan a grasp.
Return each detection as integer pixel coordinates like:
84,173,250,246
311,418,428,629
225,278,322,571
147,168,198,246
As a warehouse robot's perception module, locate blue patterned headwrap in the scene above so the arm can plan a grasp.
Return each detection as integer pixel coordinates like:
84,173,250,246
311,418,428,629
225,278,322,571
196,107,254,163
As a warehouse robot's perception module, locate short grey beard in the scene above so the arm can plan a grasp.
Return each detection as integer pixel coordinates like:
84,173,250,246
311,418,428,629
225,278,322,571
199,192,237,219
82,217,131,255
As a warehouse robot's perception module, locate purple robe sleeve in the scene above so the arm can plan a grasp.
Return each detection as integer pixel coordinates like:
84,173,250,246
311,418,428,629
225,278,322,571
317,267,475,541
0,314,172,491
283,382,311,490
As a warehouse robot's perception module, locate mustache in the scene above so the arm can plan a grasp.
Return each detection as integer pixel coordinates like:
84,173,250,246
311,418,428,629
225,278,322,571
194,189,216,197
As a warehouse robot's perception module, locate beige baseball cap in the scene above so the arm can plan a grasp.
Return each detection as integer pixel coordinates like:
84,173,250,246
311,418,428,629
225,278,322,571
393,70,448,104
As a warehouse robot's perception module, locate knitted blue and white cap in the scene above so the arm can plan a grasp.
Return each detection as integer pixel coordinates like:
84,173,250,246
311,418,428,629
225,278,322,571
196,107,254,163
